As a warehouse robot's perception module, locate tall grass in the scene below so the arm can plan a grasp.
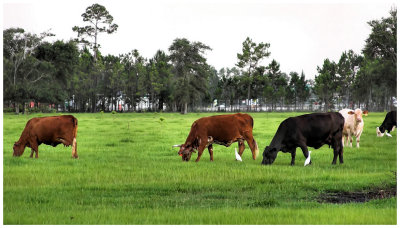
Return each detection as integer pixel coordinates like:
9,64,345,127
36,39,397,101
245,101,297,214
3,112,396,224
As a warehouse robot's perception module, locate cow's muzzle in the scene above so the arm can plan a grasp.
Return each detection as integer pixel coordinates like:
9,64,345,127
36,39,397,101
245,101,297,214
261,157,274,165
376,127,384,137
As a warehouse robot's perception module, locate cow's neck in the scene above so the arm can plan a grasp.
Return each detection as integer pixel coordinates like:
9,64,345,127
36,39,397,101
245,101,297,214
353,119,362,131
17,128,30,147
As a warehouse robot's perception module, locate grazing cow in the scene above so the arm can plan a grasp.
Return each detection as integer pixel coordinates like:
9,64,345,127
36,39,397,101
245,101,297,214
339,108,368,148
13,115,78,158
261,112,344,166
377,111,397,137
173,113,259,162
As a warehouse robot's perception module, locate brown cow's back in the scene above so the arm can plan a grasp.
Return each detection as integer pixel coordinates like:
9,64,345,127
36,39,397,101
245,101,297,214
29,115,77,146
189,113,253,144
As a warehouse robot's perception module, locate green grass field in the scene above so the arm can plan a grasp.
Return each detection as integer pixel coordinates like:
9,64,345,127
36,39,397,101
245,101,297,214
3,112,397,225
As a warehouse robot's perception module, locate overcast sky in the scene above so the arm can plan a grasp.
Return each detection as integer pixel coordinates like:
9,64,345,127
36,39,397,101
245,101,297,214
3,0,396,79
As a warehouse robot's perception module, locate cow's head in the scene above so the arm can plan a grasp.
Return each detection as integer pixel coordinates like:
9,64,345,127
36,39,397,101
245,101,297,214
173,144,196,162
261,146,278,165
348,109,368,122
13,142,24,157
376,126,385,137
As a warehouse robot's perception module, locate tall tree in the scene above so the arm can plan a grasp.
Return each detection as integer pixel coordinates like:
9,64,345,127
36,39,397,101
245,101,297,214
314,59,338,111
152,50,173,111
336,50,363,108
72,3,118,63
266,59,287,110
297,71,311,110
3,28,54,113
72,47,95,112
73,3,118,112
101,54,124,111
34,40,80,110
236,37,270,110
361,8,397,110
288,72,300,110
168,38,211,114
121,49,146,111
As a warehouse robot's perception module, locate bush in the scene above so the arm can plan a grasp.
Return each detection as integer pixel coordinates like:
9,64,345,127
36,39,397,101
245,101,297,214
3,107,14,113
27,106,56,113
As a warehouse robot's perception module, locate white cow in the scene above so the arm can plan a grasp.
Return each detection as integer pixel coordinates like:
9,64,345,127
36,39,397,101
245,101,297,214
339,108,368,148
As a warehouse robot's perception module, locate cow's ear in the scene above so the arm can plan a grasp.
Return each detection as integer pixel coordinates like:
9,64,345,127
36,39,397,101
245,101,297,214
348,111,355,115
363,110,369,116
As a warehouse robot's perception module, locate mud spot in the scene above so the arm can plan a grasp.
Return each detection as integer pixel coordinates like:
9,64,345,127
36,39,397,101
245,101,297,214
317,186,396,204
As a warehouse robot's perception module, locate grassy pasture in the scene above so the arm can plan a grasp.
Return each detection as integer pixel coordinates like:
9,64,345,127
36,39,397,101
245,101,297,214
3,112,397,225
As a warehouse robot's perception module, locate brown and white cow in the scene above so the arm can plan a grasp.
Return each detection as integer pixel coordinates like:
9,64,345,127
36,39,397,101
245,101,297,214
173,113,259,162
339,108,368,148
13,115,78,158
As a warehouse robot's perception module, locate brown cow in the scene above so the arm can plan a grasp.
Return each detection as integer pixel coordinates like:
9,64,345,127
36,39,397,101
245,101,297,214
13,115,78,158
173,113,259,162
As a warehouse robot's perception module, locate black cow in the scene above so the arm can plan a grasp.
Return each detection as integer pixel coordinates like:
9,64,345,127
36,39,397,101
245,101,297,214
376,111,397,137
261,112,344,166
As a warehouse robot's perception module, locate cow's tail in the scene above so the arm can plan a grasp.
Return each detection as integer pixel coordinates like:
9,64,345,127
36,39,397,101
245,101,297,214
253,139,259,159
72,117,78,137
247,115,259,159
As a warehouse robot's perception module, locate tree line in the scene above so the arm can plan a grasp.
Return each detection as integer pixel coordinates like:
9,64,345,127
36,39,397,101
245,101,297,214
3,4,397,114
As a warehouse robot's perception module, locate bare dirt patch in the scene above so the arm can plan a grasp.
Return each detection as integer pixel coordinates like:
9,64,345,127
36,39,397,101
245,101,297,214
317,186,396,204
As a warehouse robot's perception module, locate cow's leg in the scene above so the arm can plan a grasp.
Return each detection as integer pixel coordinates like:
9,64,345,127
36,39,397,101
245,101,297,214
30,148,34,158
300,145,311,165
349,135,353,148
337,140,344,164
243,131,259,160
27,138,39,158
290,148,296,166
30,142,39,158
207,144,213,161
238,140,245,157
345,129,352,147
195,143,207,162
341,136,345,147
356,129,363,148
332,134,343,164
332,148,338,165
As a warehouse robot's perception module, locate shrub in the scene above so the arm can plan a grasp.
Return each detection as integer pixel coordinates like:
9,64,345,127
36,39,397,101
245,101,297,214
3,107,14,113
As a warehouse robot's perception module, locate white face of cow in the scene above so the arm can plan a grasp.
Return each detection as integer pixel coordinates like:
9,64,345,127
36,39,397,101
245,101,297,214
376,127,384,137
348,109,368,123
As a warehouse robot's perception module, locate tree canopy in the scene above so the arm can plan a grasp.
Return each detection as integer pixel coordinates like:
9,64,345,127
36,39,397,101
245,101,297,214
3,6,396,113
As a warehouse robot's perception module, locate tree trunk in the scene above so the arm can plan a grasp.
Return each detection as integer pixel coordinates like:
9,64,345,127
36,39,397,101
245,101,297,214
247,83,251,111
15,101,20,114
181,102,188,114
158,97,164,111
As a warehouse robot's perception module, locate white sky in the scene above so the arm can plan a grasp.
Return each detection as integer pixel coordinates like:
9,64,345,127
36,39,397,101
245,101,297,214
2,0,397,79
